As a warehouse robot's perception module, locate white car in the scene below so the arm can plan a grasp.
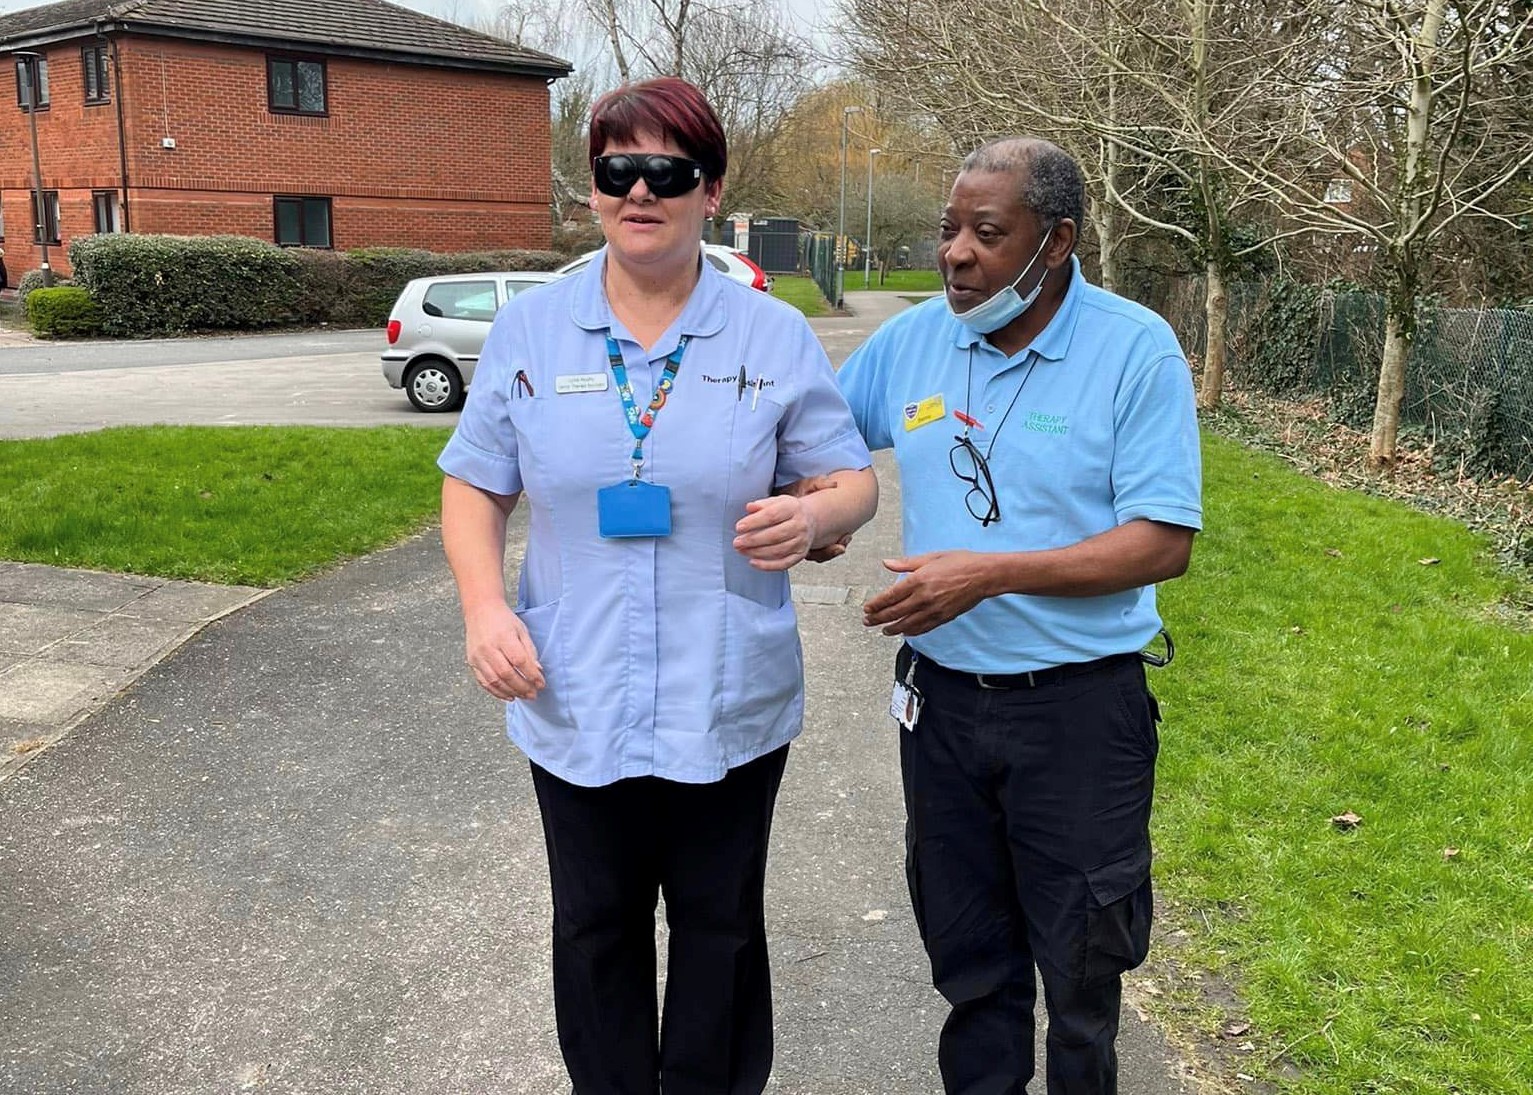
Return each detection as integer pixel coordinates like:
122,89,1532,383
381,271,559,412
555,243,773,292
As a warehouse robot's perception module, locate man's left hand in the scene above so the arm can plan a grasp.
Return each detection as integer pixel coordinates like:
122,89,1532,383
864,551,994,636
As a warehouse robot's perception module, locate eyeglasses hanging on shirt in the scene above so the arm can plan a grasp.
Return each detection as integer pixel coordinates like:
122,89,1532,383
948,346,1038,527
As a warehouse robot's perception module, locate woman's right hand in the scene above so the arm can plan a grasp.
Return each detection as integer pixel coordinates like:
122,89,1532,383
464,602,546,701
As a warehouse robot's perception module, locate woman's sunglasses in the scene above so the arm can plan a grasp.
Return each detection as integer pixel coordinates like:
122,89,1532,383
593,154,705,199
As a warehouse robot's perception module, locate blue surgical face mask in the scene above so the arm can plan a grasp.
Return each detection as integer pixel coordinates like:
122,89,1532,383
948,230,1052,334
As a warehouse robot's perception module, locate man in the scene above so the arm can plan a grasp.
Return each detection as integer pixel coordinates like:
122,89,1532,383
833,138,1202,1094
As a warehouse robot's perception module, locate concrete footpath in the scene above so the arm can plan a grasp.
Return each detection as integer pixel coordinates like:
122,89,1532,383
0,291,1195,1094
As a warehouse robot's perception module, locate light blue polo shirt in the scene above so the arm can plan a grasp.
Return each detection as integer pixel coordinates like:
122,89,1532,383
439,251,872,787
837,257,1202,674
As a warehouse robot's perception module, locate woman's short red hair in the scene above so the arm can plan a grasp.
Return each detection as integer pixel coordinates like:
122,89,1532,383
588,77,727,182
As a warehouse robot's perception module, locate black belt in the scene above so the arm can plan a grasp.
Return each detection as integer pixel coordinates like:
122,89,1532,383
912,650,1140,691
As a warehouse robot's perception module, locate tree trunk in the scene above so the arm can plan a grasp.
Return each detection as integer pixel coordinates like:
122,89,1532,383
1198,259,1228,409
1368,306,1410,469
1368,0,1445,468
1094,201,1119,294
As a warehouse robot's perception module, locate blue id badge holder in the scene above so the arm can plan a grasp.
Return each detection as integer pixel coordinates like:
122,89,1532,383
597,479,673,538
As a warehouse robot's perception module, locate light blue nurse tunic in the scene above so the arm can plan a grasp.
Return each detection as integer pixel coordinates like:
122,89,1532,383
439,251,872,788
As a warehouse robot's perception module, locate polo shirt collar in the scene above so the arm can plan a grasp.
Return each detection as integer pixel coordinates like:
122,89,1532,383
953,255,1086,363
570,247,729,350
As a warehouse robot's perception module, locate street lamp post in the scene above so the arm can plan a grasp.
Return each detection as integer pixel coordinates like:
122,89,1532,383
863,148,881,289
836,105,864,311
13,51,53,288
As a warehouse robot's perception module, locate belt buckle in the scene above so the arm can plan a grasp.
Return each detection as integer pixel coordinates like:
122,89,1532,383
976,671,1035,690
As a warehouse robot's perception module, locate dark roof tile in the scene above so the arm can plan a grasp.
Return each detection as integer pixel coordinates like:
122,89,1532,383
0,0,569,75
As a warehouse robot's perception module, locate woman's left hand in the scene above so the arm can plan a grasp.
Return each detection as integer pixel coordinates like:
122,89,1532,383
734,495,818,571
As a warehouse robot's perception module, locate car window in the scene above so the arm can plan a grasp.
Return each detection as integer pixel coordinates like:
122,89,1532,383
505,278,544,298
706,254,730,272
422,280,498,322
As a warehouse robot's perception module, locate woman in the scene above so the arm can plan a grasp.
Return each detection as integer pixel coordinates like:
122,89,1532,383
437,77,877,1095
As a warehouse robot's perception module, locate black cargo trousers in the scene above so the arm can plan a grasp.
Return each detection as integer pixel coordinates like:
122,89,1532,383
895,643,1158,1095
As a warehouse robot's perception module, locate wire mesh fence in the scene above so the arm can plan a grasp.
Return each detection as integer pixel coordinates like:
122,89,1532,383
802,232,838,308
1156,278,1533,480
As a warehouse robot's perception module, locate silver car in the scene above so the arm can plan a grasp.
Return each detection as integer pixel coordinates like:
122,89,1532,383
382,272,559,412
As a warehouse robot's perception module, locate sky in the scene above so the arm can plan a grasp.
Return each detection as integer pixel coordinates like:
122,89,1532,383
0,0,836,47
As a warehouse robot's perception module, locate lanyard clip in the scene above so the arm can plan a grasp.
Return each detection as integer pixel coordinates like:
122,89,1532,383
631,457,644,482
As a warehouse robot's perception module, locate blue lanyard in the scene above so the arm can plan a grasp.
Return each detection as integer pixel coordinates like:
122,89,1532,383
606,332,687,479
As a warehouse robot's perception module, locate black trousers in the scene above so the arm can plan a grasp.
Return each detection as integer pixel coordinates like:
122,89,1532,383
896,646,1158,1095
529,745,789,1095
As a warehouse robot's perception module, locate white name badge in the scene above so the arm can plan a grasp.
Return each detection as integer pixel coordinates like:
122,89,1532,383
555,372,610,394
890,681,923,731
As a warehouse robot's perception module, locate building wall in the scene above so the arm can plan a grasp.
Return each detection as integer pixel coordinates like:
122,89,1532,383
0,33,554,278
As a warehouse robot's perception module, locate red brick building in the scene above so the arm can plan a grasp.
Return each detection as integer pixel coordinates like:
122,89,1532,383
0,0,570,283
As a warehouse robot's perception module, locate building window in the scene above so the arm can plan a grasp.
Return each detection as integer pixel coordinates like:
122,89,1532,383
82,46,110,103
32,190,61,244
274,196,332,248
267,57,326,115
93,191,122,233
16,57,49,111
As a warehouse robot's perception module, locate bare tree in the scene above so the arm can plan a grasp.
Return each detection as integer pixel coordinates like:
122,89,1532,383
841,0,1296,407
868,173,942,282
1188,0,1533,464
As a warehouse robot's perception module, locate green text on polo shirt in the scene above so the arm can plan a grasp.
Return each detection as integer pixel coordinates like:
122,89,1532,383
1024,412,1069,435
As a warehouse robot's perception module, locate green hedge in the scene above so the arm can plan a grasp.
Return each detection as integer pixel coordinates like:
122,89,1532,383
16,268,71,307
27,286,104,338
66,235,567,334
292,246,566,327
70,234,304,336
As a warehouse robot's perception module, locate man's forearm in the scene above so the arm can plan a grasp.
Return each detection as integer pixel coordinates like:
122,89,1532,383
976,520,1195,599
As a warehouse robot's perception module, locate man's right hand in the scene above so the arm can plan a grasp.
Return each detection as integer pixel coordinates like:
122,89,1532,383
464,602,546,701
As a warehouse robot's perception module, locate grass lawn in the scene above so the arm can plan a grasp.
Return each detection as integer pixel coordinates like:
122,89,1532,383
769,274,829,317
849,269,944,293
1153,432,1532,1092
1,421,1528,1091
0,426,450,586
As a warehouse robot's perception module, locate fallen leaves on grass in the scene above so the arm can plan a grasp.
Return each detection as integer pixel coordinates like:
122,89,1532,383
1442,847,1460,860
1330,810,1364,830
1223,1021,1252,1039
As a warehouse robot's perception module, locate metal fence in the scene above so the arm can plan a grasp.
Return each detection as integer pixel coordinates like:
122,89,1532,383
1157,279,1533,479
803,233,839,308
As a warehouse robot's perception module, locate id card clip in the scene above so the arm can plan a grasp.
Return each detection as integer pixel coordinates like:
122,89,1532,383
890,650,923,731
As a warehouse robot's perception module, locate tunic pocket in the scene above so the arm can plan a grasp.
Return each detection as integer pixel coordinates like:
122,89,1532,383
513,598,573,729
720,591,803,739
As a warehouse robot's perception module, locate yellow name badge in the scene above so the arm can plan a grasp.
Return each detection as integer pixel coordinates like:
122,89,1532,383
902,393,946,431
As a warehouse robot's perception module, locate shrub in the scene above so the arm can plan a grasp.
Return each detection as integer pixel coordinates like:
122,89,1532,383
291,246,566,327
26,286,104,338
69,234,304,336
63,233,569,334
16,268,71,306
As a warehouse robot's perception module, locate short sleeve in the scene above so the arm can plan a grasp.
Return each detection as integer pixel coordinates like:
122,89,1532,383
835,335,895,452
772,320,873,487
1111,351,1203,530
437,308,524,496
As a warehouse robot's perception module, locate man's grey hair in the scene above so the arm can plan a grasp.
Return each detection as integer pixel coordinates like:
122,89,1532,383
961,138,1085,233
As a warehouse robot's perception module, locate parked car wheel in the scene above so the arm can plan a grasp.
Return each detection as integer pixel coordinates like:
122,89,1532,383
404,358,464,412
